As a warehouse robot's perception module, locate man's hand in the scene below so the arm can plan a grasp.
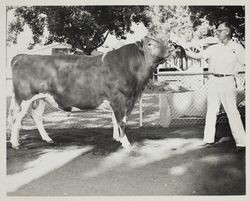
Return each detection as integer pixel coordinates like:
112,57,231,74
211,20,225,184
185,48,203,60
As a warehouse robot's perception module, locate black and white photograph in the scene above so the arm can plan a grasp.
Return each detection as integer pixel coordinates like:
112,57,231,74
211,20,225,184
1,0,249,199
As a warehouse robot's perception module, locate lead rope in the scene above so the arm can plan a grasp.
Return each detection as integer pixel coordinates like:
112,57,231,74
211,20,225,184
234,76,237,88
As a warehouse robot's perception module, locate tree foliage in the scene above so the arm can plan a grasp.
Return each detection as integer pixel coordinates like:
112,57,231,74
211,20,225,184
146,5,245,45
146,5,215,44
7,6,150,54
146,6,194,42
8,6,245,53
189,6,245,43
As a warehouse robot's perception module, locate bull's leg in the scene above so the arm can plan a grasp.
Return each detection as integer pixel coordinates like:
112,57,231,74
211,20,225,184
113,109,131,149
120,115,130,148
10,100,31,149
31,99,53,143
118,121,131,149
122,116,127,124
111,111,119,141
111,110,128,142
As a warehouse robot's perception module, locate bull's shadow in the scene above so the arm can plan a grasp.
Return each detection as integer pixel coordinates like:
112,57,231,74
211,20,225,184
7,124,235,157
7,128,120,156
6,126,187,158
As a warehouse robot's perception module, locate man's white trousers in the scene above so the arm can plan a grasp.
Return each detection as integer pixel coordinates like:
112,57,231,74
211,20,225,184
203,76,246,147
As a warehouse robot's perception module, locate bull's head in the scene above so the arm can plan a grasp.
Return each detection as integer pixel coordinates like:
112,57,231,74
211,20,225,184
136,36,174,65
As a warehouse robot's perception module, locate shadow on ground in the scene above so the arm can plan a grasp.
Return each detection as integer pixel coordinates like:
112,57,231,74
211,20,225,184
7,125,245,196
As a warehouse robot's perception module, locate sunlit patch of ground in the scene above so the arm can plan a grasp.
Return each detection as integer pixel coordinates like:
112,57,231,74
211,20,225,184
83,137,203,177
7,145,93,193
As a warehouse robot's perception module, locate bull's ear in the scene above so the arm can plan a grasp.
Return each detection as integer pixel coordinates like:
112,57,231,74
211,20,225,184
135,40,144,51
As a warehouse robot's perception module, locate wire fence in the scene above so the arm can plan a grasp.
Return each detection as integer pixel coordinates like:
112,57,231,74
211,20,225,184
140,72,245,127
6,72,245,130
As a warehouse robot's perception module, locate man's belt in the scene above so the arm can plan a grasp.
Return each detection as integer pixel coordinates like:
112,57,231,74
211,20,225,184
213,73,234,77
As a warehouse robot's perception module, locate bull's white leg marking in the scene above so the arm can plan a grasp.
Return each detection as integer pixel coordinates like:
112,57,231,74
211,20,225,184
7,93,18,136
122,116,127,124
96,100,130,148
111,111,120,141
10,100,31,149
10,93,58,149
8,97,21,145
97,100,120,141
31,99,53,143
120,114,131,149
119,115,131,148
110,105,131,148
118,127,131,149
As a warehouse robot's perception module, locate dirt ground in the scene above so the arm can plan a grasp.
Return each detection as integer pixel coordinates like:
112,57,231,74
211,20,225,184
6,125,245,196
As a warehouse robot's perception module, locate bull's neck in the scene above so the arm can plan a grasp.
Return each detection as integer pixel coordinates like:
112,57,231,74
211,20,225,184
133,57,157,95
136,52,155,82
116,44,156,84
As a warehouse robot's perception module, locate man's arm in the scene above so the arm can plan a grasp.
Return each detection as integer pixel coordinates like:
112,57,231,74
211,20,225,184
185,49,204,60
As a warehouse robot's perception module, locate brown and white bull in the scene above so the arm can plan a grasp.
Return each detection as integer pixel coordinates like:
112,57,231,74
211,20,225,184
7,36,172,149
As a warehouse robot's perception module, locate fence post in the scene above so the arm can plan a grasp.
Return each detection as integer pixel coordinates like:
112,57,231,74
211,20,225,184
139,96,143,127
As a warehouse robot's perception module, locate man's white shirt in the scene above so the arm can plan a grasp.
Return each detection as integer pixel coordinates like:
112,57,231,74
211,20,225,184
202,40,245,74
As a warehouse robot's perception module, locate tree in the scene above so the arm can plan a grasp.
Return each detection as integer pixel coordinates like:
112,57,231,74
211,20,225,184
7,6,150,55
189,6,245,45
146,6,194,43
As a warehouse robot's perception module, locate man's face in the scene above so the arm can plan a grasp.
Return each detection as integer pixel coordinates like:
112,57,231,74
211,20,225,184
216,24,230,41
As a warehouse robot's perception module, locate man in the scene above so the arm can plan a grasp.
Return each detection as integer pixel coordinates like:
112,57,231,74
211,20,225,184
186,22,246,152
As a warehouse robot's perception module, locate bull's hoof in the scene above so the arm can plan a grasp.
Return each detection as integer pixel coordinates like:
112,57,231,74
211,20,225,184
6,129,11,139
113,133,120,142
114,137,120,142
10,140,20,149
12,144,20,150
121,141,132,149
46,139,54,144
119,135,132,149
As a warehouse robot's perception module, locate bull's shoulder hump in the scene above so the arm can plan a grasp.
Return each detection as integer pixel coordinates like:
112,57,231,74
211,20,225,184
103,44,142,66
107,44,140,59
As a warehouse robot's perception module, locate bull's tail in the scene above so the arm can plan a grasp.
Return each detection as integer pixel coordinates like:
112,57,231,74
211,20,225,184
7,54,23,136
7,93,16,136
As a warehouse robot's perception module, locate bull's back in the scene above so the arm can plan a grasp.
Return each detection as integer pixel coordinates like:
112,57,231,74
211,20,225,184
11,54,106,107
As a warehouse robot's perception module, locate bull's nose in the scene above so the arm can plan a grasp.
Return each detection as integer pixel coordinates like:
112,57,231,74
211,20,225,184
170,46,176,51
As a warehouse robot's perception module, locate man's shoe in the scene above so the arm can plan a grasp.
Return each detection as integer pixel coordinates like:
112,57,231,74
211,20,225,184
200,142,216,148
235,146,245,153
